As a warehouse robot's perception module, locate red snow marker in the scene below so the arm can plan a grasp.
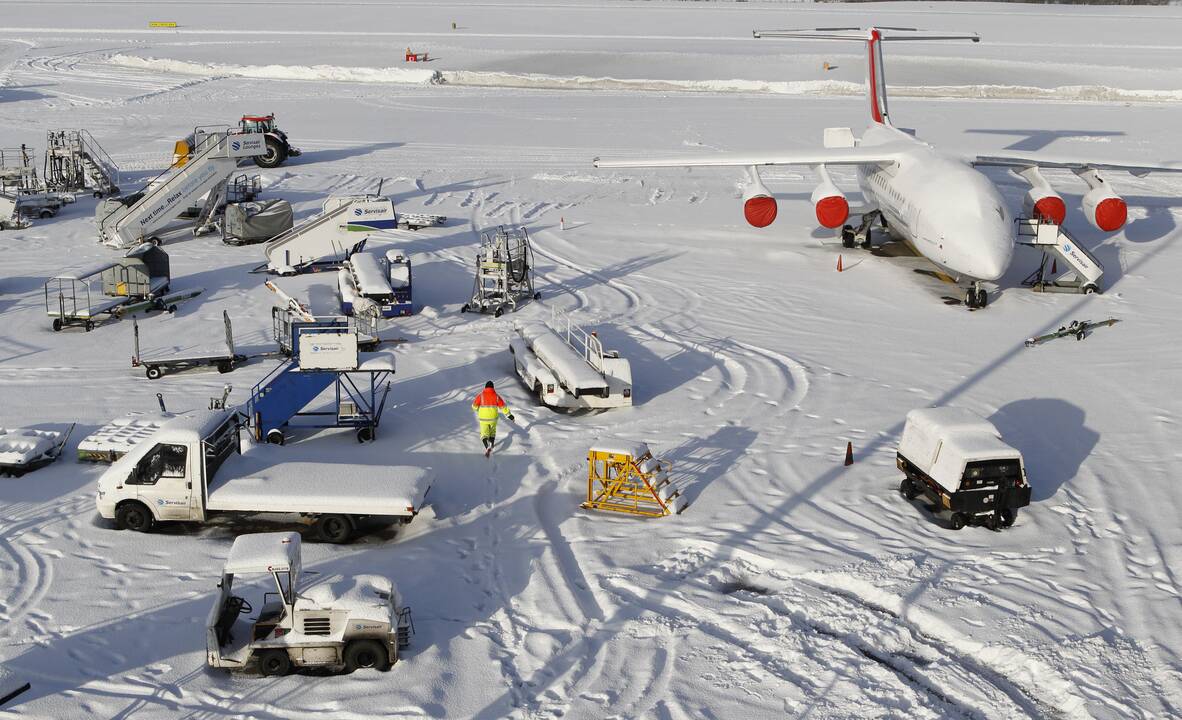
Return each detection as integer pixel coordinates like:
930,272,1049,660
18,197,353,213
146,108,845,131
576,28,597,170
837,254,844,272
844,441,854,466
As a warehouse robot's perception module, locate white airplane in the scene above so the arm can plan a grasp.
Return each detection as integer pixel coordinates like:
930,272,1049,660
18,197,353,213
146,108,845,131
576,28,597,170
593,27,1182,308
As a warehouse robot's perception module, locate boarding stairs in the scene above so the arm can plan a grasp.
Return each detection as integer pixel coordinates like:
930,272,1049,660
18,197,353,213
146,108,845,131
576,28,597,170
44,130,120,196
1016,217,1104,294
248,360,337,440
97,131,261,249
263,200,368,274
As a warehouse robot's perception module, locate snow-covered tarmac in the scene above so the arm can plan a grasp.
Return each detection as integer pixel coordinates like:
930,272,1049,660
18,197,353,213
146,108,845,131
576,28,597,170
1,1,1181,717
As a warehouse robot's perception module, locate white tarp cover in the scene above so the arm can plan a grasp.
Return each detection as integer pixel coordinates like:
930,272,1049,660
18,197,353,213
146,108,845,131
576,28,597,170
223,531,300,574
520,323,608,393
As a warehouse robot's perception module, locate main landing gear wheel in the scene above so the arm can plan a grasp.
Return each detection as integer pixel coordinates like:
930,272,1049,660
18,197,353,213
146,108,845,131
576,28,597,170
841,225,856,249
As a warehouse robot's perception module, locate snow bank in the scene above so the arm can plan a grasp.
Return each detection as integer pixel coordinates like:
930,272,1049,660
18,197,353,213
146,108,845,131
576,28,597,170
106,54,1182,103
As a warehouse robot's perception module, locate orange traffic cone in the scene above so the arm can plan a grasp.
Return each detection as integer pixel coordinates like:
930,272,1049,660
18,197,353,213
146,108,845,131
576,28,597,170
843,441,854,466
837,254,844,272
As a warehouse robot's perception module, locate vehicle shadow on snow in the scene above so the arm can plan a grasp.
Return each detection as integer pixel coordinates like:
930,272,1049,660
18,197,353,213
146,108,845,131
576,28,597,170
989,398,1099,502
289,141,404,166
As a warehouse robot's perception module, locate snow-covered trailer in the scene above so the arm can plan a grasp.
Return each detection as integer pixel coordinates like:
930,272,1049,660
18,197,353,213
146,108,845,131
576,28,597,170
896,407,1031,530
509,309,632,409
95,409,432,543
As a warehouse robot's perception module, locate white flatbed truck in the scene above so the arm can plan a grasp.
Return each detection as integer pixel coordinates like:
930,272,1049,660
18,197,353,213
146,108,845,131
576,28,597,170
207,532,412,676
95,409,432,543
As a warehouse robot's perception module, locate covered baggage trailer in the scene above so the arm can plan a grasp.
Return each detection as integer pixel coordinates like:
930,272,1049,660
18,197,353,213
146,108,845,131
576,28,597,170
896,407,1031,530
510,309,632,409
44,244,170,331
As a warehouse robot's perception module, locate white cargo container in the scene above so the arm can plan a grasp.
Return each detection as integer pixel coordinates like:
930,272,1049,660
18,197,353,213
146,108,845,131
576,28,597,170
896,407,1031,530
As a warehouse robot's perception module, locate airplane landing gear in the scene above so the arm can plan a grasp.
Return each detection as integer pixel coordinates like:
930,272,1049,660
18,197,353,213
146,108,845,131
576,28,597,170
841,210,882,250
964,282,988,309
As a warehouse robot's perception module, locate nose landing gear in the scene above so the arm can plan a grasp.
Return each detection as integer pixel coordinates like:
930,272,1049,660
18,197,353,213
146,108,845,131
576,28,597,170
964,282,988,309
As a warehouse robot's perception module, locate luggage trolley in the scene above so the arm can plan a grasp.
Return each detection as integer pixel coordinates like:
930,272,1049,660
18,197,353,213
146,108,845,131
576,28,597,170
461,225,540,317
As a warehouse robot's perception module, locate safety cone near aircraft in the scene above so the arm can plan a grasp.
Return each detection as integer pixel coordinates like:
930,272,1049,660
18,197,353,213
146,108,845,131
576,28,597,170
594,27,1182,309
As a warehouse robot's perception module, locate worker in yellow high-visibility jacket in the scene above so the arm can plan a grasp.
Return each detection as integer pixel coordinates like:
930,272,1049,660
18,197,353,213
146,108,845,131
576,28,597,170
472,381,514,457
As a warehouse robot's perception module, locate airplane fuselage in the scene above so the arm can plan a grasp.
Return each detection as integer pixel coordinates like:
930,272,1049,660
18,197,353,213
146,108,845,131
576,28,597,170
854,124,1013,282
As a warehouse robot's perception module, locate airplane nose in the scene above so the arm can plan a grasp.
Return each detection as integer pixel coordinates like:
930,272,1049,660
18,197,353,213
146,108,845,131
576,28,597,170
977,242,1010,281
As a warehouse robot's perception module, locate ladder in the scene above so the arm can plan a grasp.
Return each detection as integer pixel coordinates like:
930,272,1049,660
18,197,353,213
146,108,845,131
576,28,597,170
1016,217,1104,294
44,130,119,196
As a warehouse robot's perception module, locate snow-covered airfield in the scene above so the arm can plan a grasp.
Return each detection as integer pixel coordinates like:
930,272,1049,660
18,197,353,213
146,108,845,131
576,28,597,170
2,0,1182,716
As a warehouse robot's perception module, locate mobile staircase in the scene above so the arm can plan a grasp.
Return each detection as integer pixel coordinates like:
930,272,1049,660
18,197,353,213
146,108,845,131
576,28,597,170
262,194,395,274
1017,217,1104,294
44,130,120,197
249,283,391,444
96,131,266,249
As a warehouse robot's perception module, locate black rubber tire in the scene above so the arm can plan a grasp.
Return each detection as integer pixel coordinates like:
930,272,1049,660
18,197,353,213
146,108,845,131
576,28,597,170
146,366,163,380
167,305,178,314
494,307,504,318
316,514,353,544
899,478,920,500
533,292,541,300
85,320,95,332
93,191,103,199
266,429,285,446
343,639,389,673
116,502,154,532
460,304,469,313
52,319,62,332
253,135,288,169
39,209,54,219
147,237,162,247
964,290,976,309
949,512,968,531
356,427,373,443
257,649,291,677
976,289,988,308
217,361,233,374
999,507,1016,528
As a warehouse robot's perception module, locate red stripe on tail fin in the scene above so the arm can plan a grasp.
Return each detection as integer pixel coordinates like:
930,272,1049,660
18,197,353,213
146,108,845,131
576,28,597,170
867,28,890,125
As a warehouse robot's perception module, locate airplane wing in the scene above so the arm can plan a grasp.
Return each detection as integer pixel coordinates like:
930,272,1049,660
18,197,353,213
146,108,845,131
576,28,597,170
592,145,907,169
973,153,1182,178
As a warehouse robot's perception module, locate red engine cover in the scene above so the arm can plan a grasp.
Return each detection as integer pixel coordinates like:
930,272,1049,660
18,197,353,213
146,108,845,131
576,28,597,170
1032,196,1066,225
1094,197,1127,232
815,195,850,228
744,195,778,228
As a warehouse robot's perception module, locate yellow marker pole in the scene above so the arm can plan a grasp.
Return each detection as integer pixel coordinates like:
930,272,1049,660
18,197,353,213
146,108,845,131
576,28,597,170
148,21,177,29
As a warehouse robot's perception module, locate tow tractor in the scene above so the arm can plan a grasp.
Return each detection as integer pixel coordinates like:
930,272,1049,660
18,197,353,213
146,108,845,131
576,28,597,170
239,114,301,168
207,531,413,676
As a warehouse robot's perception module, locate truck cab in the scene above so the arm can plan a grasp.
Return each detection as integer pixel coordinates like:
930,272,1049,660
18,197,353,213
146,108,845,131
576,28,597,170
96,410,237,530
207,532,411,676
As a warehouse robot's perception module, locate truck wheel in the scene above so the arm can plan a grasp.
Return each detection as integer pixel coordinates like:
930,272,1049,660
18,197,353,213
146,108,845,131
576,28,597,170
316,514,353,544
257,649,291,677
116,502,154,532
999,508,1016,528
39,209,54,219
253,136,288,169
146,366,163,380
343,639,389,673
266,429,285,446
949,512,967,531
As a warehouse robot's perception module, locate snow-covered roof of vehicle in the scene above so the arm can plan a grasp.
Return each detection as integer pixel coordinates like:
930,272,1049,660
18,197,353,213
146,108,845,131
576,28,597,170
388,264,410,289
224,531,301,574
151,409,233,444
520,323,609,393
303,573,395,611
904,407,998,438
349,252,392,296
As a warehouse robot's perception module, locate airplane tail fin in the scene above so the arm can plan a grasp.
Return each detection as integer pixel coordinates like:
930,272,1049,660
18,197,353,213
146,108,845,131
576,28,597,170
753,27,979,127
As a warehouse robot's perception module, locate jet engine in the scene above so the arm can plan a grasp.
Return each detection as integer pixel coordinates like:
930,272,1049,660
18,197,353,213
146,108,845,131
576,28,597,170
1082,185,1127,232
810,179,849,229
1022,187,1066,225
1016,166,1065,225
1075,167,1127,232
742,175,778,228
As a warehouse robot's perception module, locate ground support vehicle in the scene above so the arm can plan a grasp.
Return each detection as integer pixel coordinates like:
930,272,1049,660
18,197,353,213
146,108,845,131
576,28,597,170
95,409,432,543
207,532,412,676
510,308,632,409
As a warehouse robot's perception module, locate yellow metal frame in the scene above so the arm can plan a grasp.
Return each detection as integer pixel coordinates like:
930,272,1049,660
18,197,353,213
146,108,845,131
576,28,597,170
583,447,675,517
